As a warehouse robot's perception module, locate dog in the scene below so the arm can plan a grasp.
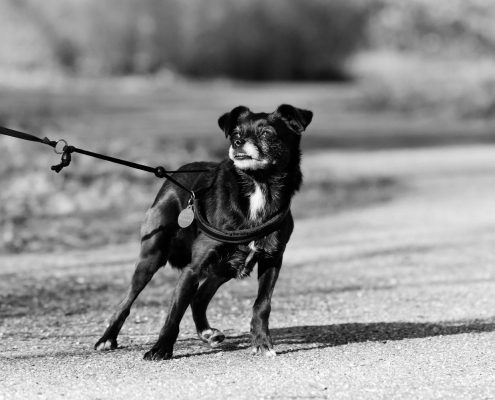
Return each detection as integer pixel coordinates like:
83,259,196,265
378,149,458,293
95,104,313,360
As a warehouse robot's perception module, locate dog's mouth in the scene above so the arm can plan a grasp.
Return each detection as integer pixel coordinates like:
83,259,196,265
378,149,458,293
229,145,269,170
234,153,254,160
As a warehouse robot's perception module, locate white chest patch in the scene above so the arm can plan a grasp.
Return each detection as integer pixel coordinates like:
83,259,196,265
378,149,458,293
249,183,266,221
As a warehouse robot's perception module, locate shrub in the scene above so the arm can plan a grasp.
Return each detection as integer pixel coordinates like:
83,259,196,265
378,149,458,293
369,0,495,57
178,0,374,81
12,0,374,80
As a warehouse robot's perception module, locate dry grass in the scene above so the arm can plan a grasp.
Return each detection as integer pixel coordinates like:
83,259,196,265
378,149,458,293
352,51,495,120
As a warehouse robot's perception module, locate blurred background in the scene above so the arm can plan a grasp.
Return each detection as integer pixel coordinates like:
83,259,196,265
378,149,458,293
1,0,494,253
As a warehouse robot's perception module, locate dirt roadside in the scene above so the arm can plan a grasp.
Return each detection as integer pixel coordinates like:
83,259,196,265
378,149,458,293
2,145,495,399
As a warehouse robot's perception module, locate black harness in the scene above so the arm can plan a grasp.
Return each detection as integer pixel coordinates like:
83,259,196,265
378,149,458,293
0,126,289,244
193,198,290,244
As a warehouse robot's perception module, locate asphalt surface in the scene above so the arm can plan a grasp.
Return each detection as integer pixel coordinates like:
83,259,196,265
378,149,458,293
2,145,495,399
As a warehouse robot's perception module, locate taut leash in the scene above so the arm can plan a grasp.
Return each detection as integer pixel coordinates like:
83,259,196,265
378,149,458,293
0,126,207,196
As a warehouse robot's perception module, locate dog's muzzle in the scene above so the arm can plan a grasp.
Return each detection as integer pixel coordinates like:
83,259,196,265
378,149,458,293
229,143,268,170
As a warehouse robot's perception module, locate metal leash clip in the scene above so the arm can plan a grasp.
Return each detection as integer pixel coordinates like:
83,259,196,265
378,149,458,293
53,139,68,154
51,140,74,173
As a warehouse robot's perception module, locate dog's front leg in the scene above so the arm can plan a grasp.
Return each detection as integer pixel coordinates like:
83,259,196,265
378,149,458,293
143,238,217,360
143,266,200,360
250,255,282,357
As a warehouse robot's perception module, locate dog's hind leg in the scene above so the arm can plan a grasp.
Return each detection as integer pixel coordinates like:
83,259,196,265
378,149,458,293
95,207,176,351
191,272,231,347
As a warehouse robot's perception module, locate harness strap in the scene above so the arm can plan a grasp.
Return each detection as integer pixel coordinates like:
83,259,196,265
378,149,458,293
193,198,291,244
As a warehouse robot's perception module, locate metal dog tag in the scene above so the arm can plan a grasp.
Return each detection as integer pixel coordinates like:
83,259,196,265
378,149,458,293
178,206,194,228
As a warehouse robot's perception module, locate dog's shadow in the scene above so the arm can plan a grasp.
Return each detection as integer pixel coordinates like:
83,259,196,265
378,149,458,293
6,318,495,361
174,318,495,358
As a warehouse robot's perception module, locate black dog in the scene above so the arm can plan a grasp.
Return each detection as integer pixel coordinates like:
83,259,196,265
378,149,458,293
95,104,313,360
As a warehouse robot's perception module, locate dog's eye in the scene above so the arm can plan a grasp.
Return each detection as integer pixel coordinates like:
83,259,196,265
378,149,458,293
261,129,273,137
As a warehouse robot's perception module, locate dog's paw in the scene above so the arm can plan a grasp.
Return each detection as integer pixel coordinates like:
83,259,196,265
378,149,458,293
251,334,276,357
143,346,173,361
198,328,225,348
94,336,118,351
251,346,277,357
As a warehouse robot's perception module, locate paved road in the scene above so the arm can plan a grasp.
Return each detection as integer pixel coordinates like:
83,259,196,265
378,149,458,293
1,145,495,399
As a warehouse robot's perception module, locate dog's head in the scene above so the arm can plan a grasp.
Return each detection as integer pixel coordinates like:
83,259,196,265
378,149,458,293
218,104,313,171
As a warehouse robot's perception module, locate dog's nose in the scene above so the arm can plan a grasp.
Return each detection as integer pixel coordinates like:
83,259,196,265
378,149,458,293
233,138,245,148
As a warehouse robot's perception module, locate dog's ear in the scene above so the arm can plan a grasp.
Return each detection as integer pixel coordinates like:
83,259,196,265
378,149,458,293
276,104,313,134
218,106,251,137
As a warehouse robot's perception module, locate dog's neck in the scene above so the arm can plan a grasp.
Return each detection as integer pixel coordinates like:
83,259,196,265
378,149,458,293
234,162,302,223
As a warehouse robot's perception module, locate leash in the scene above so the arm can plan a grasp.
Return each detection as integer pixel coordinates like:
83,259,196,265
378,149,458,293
0,126,206,196
1,125,290,244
